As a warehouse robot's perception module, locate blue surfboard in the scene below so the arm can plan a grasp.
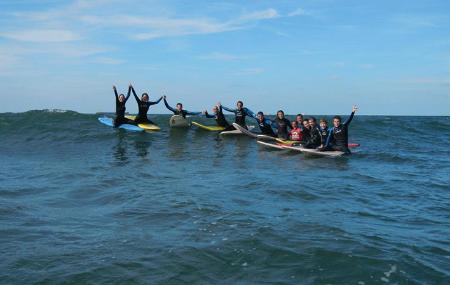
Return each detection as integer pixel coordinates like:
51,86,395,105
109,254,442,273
98,117,144,132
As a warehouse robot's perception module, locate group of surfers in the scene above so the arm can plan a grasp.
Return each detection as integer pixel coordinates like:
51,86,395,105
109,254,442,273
113,85,358,153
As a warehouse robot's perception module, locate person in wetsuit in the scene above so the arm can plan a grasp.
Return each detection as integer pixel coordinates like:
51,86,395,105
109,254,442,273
303,117,322,149
203,104,231,128
113,85,134,127
163,96,201,117
273,110,291,140
222,101,254,129
254,111,276,137
322,106,358,153
131,85,162,124
318,118,330,148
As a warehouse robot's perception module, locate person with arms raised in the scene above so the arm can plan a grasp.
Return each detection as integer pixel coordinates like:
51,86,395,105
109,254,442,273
131,85,162,124
113,85,134,127
322,106,358,154
222,100,254,129
163,96,201,118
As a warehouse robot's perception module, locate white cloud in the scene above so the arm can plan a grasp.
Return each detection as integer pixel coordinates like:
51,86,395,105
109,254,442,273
1,29,81,42
288,8,307,17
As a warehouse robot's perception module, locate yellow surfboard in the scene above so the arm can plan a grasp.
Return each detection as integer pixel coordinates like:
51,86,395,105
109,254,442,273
192,121,225,131
125,116,161,131
275,138,301,145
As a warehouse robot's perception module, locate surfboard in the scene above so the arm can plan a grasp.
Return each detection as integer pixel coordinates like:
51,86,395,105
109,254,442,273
256,134,278,141
275,138,302,146
280,145,345,157
192,121,225,131
169,115,190,127
98,117,144,132
125,115,161,131
232,123,259,138
220,125,255,136
256,140,288,150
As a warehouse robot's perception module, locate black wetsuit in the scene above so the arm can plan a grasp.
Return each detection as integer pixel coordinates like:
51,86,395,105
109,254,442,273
303,126,321,149
222,106,254,129
325,111,355,153
319,127,330,145
301,126,311,143
205,106,230,128
132,88,162,124
274,118,291,140
163,98,201,118
114,87,134,127
257,118,276,137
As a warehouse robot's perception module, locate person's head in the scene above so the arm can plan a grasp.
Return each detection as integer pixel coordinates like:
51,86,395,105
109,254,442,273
141,93,149,102
296,114,303,123
118,94,125,102
308,116,317,127
257,111,265,121
236,100,243,109
320,118,328,129
291,120,298,129
333,115,342,127
303,119,310,128
277,110,285,119
212,106,219,113
176,103,183,111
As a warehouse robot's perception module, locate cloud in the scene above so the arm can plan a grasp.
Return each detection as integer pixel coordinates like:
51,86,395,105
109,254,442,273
1,29,81,42
288,8,307,17
198,52,243,61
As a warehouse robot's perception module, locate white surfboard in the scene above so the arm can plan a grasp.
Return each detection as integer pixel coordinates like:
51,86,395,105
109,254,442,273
281,145,345,157
232,123,259,138
256,140,287,150
169,115,190,127
220,125,255,136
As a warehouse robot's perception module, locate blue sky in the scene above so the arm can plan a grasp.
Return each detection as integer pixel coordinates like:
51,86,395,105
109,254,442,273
0,0,449,115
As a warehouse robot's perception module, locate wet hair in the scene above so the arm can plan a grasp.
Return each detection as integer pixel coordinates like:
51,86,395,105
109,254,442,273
303,118,309,123
296,114,303,118
319,118,328,124
237,100,243,105
333,115,342,121
309,116,316,122
142,93,149,98
176,103,183,108
277,110,284,115
291,120,298,126
257,111,264,116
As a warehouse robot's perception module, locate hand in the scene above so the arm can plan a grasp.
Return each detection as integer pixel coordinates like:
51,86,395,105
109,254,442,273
352,105,358,113
129,83,133,88
217,102,221,106
163,95,167,99
113,85,116,90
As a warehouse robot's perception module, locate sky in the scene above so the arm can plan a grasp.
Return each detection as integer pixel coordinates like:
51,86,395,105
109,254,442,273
0,0,449,115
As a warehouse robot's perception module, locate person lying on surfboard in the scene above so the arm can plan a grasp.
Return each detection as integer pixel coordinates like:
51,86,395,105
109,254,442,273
163,96,201,118
320,105,358,154
302,117,322,149
254,111,276,137
131,85,162,124
222,101,254,130
113,85,135,127
273,110,291,140
203,104,231,129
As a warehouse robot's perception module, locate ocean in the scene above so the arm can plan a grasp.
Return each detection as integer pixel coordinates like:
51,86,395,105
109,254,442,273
0,110,449,284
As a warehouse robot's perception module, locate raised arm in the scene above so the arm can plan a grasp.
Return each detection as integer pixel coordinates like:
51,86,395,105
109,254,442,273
125,85,131,102
221,105,236,113
244,108,255,118
204,111,215,119
113,86,119,101
131,86,140,102
163,96,177,113
344,106,358,126
185,110,202,116
149,96,163,106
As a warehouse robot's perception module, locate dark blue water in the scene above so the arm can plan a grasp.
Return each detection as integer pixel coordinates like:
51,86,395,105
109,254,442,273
1,110,449,284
